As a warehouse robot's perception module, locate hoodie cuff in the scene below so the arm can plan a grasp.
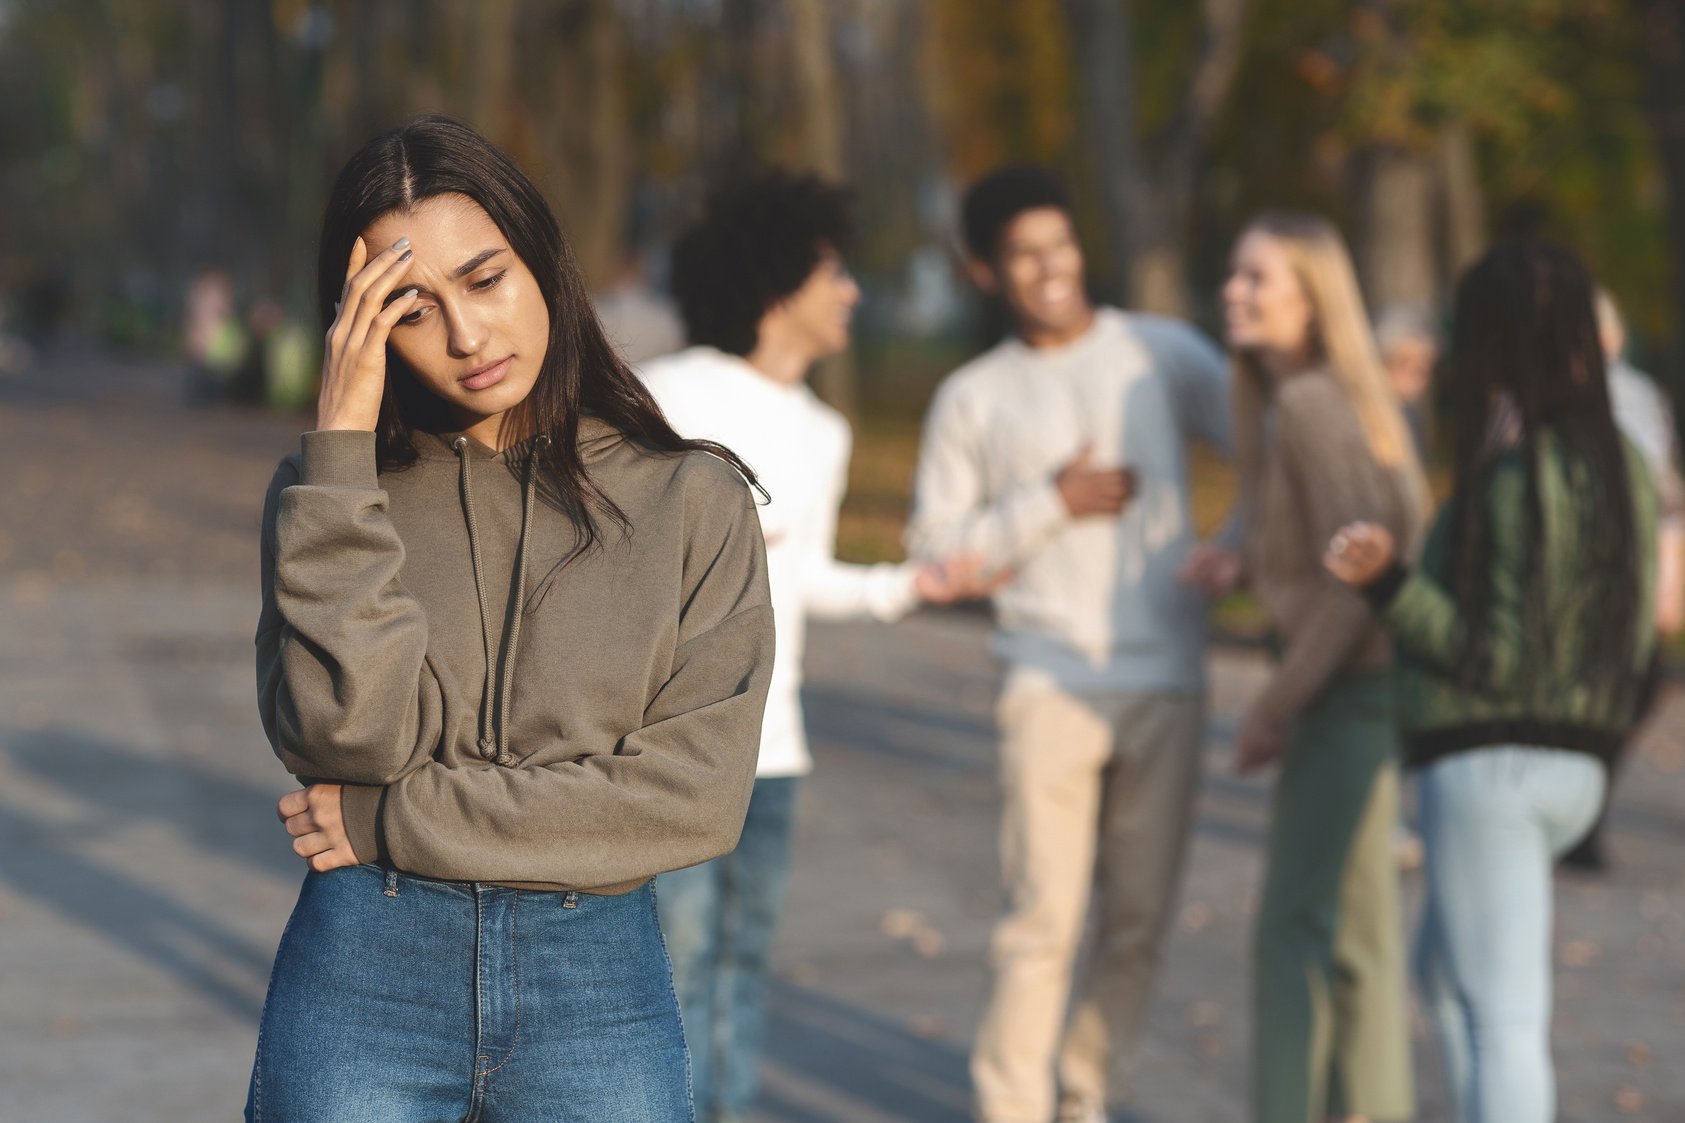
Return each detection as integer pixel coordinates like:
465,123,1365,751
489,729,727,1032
300,429,380,489
339,783,387,865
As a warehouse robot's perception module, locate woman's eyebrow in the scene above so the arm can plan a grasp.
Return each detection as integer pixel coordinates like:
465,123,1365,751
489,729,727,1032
452,247,507,278
382,247,508,306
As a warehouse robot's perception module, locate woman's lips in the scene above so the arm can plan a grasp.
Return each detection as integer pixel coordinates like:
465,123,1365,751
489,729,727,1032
461,356,512,391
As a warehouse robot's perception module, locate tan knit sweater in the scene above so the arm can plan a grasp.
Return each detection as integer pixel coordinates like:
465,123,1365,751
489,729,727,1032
1246,368,1415,725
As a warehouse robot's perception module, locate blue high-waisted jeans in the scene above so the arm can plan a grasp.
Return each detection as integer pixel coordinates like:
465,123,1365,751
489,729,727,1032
245,865,691,1123
1415,746,1606,1123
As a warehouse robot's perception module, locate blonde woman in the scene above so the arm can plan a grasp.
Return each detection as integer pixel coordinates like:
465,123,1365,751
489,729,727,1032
1187,213,1428,1123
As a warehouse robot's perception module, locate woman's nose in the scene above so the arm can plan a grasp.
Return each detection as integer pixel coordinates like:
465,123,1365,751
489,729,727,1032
445,306,487,358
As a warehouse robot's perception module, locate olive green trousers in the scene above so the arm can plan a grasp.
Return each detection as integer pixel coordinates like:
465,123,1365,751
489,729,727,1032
1253,672,1414,1123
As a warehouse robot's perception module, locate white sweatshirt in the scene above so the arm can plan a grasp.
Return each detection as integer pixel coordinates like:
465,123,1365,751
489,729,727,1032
908,308,1231,693
1609,359,1685,521
640,346,921,777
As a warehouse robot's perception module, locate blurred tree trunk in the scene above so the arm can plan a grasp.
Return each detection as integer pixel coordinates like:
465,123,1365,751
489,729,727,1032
1437,122,1486,278
1641,0,1685,390
1352,143,1437,313
513,0,628,287
1065,0,1138,305
578,2,630,287
1343,3,1486,318
463,0,517,135
789,0,855,413
925,0,1078,178
1066,0,1249,316
704,0,761,180
789,0,844,179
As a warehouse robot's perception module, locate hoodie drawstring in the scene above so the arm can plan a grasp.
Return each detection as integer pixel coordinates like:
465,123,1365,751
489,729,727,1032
454,435,547,767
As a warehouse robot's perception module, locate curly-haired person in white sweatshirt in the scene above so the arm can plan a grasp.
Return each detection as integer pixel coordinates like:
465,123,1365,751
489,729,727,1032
638,170,997,1123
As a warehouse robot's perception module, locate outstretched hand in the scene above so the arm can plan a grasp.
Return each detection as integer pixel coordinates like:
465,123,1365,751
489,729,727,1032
915,553,1013,604
1323,522,1396,587
1178,542,1244,599
278,784,357,873
315,235,421,432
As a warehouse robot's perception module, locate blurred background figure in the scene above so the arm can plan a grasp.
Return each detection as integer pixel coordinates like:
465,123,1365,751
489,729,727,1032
594,248,685,366
910,164,1232,1123
1598,288,1685,640
1559,289,1685,871
1222,212,1428,1123
1328,241,1658,1123
245,297,318,412
642,170,992,1123
181,268,249,404
0,291,31,375
1375,304,1441,460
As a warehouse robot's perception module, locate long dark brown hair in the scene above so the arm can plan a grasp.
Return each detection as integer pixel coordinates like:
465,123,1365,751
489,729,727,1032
316,115,760,550
1445,240,1641,702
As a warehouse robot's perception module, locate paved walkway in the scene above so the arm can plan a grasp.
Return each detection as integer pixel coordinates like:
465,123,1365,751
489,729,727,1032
2,351,1682,1122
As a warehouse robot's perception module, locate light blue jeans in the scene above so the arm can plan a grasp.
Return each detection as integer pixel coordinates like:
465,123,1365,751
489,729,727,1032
1415,746,1606,1123
656,776,798,1123
246,866,690,1122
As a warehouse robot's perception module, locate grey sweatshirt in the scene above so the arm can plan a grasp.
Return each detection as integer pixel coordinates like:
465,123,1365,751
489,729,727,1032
907,308,1231,692
256,421,774,895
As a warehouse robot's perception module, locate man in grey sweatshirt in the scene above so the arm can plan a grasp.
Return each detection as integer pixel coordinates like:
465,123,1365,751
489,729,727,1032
907,166,1233,1123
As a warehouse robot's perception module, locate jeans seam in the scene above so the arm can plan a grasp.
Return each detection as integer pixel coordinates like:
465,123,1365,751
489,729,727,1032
648,882,697,1123
469,889,489,1117
477,891,523,1077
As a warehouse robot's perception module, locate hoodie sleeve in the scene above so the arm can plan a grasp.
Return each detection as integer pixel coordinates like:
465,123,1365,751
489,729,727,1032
348,457,775,890
255,430,446,786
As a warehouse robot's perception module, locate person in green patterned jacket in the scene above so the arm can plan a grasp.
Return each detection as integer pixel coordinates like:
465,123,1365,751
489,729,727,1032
1326,240,1657,1123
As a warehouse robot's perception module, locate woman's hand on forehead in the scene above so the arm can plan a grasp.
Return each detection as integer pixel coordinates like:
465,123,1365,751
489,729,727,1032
315,236,421,432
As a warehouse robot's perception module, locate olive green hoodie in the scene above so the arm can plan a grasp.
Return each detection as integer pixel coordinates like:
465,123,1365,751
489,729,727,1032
256,421,774,895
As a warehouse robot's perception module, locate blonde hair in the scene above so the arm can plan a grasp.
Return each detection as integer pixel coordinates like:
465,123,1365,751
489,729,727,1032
1230,212,1433,539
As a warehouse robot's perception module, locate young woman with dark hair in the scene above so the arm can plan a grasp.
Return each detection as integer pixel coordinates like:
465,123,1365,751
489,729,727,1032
1327,241,1657,1123
248,115,775,1121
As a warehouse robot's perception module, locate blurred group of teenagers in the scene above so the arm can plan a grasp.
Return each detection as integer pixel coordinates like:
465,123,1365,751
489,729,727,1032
249,116,1676,1123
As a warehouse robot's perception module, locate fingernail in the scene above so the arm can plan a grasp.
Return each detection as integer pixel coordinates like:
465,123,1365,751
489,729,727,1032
402,287,419,299
399,249,413,262
394,236,410,250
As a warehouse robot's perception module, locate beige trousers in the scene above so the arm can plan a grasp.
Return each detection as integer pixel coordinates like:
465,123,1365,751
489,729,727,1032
972,680,1207,1123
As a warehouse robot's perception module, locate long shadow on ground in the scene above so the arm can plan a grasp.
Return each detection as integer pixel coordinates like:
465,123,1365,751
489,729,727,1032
1,728,296,1020
758,981,970,1123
